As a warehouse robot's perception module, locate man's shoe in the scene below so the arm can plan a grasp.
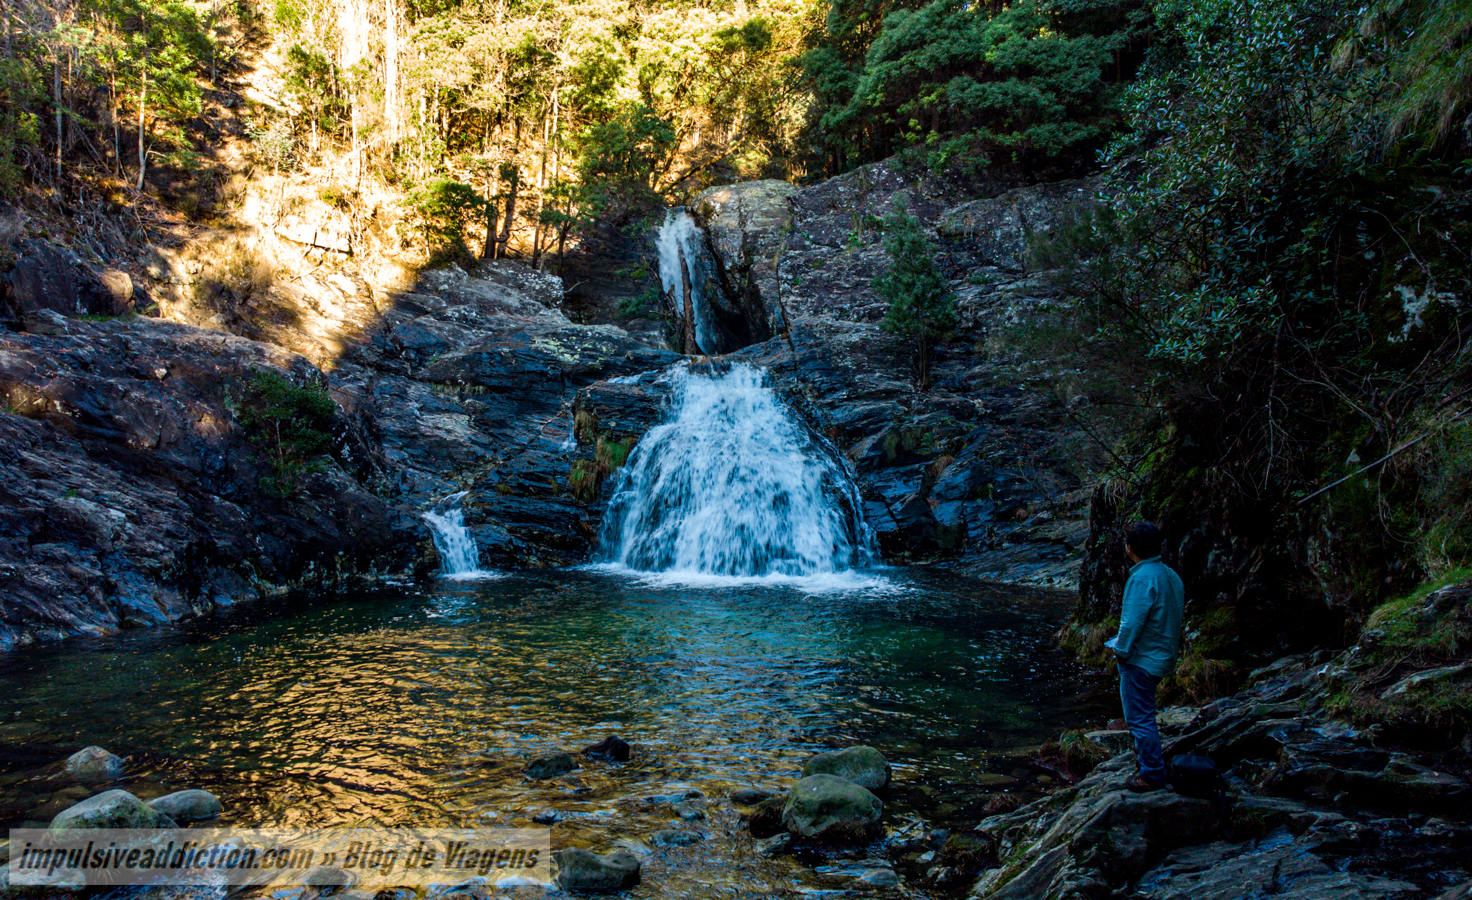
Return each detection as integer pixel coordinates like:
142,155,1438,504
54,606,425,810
1125,774,1166,792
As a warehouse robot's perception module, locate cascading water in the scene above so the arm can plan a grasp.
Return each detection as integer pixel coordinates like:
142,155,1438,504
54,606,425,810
421,492,495,579
656,208,720,355
598,364,879,582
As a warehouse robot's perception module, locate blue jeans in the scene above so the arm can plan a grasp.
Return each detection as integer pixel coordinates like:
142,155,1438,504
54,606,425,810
1119,661,1166,783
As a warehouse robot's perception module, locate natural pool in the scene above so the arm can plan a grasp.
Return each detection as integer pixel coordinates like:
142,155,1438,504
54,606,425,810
0,567,1111,896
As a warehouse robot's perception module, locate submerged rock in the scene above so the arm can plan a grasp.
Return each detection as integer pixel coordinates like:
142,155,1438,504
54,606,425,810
747,795,787,838
146,789,222,823
553,848,641,892
730,786,777,805
781,774,884,843
303,865,354,891
62,746,125,781
582,736,632,762
801,745,892,791
50,789,177,830
524,752,578,780
650,829,703,847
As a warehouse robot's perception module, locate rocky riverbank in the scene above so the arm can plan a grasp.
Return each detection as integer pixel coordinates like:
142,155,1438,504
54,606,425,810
965,620,1472,900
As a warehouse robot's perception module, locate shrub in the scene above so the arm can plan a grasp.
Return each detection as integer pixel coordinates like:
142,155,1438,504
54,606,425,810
874,201,956,390
229,369,338,498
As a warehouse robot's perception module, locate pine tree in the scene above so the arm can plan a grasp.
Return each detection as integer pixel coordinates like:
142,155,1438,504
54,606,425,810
874,202,956,390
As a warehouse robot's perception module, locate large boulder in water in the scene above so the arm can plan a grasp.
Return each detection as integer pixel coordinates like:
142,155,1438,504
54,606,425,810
525,752,578,779
147,789,222,823
781,774,883,843
554,848,641,892
62,746,125,781
801,746,892,791
50,790,177,830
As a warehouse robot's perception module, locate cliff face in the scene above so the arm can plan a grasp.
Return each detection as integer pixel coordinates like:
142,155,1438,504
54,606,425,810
0,319,410,647
0,252,678,646
689,161,1103,581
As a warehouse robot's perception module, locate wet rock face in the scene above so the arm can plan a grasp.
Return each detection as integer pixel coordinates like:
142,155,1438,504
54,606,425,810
335,261,682,571
0,319,411,649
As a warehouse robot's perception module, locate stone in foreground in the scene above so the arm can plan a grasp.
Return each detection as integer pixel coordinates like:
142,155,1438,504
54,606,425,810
800,745,892,791
525,752,578,780
62,746,125,781
554,848,641,892
50,789,177,830
781,774,883,843
147,789,222,823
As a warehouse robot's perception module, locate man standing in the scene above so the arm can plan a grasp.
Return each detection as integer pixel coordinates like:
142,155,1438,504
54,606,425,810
1107,521,1186,792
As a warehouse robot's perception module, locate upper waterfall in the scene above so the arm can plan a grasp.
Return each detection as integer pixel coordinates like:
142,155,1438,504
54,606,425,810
656,208,721,355
597,364,878,581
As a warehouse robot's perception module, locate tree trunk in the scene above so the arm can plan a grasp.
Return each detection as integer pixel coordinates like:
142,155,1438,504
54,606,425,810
384,0,397,147
134,68,147,191
496,163,518,258
53,57,62,180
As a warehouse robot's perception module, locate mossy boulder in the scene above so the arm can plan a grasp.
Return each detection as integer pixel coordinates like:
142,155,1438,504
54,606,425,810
50,790,176,830
781,774,883,843
800,745,891,791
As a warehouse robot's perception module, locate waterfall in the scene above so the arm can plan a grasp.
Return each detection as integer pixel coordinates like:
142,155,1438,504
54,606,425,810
422,492,496,579
597,364,879,584
656,208,719,355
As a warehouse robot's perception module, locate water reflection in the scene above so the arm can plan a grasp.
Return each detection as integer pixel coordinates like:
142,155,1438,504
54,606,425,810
0,568,1110,837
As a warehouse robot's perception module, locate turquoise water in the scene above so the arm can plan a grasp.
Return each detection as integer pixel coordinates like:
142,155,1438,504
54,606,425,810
0,568,1109,895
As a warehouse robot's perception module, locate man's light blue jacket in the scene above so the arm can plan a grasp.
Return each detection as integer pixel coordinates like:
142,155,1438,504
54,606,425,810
1110,556,1186,679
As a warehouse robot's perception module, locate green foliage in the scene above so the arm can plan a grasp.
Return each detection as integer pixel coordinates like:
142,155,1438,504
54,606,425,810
1349,0,1472,146
229,370,338,498
280,43,347,137
575,102,677,206
801,0,1149,171
405,178,487,258
874,202,956,389
1051,0,1472,672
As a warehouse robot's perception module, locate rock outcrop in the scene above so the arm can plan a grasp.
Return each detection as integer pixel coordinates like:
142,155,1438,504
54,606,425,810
0,318,411,647
688,161,1102,580
970,654,1470,899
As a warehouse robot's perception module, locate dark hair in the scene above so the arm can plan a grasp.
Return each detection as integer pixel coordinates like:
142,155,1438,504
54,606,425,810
1125,521,1163,558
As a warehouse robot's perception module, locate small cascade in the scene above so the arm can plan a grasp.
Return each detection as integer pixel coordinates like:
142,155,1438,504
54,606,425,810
656,208,722,355
598,364,878,580
422,492,495,579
